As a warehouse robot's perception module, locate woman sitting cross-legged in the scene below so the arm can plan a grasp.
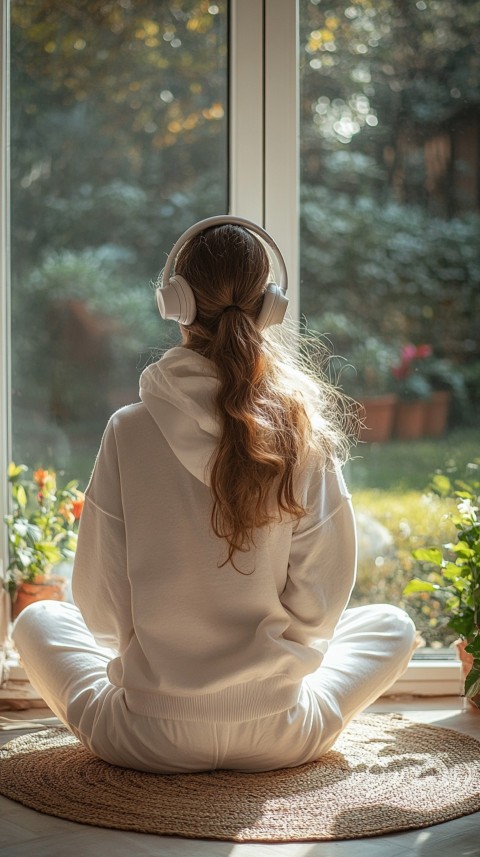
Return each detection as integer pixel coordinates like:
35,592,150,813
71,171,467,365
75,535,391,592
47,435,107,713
13,216,416,773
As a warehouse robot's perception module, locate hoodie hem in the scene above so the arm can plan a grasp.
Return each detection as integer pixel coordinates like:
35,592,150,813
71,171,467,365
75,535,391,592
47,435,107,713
123,676,303,722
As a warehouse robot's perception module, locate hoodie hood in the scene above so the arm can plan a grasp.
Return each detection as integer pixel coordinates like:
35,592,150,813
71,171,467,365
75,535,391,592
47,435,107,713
139,347,220,485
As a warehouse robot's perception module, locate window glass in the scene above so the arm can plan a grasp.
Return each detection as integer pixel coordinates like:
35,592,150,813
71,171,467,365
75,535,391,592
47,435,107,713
299,0,480,648
11,0,228,484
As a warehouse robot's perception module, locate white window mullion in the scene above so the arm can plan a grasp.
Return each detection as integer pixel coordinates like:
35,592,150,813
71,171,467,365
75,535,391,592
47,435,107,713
230,0,300,318
229,0,264,222
264,0,299,322
387,659,463,698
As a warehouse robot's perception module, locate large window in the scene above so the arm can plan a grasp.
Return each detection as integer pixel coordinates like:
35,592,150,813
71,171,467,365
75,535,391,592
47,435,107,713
3,0,478,687
10,0,228,484
299,0,480,650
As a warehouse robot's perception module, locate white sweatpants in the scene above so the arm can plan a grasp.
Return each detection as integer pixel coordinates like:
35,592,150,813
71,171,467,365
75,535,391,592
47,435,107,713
12,601,416,773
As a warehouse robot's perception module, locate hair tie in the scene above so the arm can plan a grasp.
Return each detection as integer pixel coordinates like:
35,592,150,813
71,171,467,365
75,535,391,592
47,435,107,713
222,305,242,314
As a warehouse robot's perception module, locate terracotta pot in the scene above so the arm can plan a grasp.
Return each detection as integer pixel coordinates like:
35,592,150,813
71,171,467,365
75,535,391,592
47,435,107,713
423,390,451,438
11,576,66,621
455,639,480,711
393,399,427,440
358,394,397,443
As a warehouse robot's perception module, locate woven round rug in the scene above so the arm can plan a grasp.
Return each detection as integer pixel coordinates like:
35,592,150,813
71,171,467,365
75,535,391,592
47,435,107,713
0,713,479,842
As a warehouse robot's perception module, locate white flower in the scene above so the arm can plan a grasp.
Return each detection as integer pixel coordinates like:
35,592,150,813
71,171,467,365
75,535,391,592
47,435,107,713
457,497,478,521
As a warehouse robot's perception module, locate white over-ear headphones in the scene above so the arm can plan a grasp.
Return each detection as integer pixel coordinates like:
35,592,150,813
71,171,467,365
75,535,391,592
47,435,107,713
156,215,289,330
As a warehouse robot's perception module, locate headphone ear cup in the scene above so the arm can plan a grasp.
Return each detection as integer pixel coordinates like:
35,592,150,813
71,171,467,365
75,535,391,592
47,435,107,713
256,283,289,331
156,274,197,326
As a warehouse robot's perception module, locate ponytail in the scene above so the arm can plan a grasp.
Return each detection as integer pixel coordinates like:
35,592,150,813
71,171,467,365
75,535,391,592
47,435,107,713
173,225,354,568
209,309,311,565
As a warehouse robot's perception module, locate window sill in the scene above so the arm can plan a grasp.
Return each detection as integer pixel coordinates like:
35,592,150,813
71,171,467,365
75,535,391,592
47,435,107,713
385,658,463,697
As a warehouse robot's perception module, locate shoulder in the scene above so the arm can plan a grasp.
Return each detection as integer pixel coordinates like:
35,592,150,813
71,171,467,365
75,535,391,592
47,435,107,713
295,451,351,517
94,403,155,460
104,402,165,462
110,402,148,428
109,402,156,438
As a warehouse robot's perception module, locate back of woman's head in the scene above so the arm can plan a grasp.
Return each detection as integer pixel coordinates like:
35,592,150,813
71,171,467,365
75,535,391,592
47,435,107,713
174,224,269,351
174,224,352,568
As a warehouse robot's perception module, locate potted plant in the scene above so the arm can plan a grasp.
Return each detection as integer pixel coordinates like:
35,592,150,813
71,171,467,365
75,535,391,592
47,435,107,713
422,355,468,438
403,464,480,708
342,337,399,443
391,344,433,439
4,463,84,620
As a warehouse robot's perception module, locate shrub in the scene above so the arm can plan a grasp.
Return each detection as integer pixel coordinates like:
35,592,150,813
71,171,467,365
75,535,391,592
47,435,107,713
300,184,480,367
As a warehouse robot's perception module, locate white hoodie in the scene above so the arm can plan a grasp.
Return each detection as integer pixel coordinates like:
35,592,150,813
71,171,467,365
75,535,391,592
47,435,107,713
72,347,357,722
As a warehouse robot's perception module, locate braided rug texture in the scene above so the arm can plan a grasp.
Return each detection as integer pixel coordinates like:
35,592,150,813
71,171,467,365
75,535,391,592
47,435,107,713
0,713,479,842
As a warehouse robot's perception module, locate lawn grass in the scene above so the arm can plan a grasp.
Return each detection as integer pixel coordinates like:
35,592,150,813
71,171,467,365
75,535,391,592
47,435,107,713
345,427,478,492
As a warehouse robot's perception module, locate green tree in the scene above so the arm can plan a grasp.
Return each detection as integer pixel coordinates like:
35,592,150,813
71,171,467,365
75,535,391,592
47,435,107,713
11,0,228,276
300,0,480,208
299,0,480,383
10,1,229,478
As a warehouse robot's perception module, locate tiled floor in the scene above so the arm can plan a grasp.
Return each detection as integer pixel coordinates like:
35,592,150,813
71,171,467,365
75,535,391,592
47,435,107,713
0,697,479,857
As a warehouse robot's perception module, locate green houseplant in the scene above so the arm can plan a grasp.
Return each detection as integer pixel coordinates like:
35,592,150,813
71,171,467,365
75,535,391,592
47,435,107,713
4,463,84,619
403,464,480,707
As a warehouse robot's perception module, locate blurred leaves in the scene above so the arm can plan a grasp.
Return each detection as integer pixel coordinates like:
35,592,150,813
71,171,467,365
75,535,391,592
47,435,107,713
403,463,480,695
301,183,480,372
11,0,228,282
10,1,228,478
302,0,480,151
301,0,480,419
4,463,84,588
352,487,457,647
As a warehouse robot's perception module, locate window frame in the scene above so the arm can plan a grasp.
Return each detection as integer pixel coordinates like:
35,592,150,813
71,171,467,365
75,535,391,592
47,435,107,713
0,0,10,585
0,0,461,695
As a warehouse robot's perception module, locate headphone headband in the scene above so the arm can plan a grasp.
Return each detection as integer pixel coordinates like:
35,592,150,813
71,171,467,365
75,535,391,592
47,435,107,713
157,215,289,329
162,215,288,293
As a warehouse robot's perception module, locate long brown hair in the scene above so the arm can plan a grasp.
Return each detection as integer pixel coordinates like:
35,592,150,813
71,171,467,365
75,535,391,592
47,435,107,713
174,224,354,566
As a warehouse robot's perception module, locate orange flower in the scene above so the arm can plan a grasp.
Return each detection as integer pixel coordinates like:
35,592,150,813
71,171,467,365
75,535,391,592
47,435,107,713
58,502,75,524
33,468,49,488
72,497,84,520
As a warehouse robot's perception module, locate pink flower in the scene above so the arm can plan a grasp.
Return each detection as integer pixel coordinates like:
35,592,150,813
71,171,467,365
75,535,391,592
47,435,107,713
401,344,417,363
391,343,433,382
